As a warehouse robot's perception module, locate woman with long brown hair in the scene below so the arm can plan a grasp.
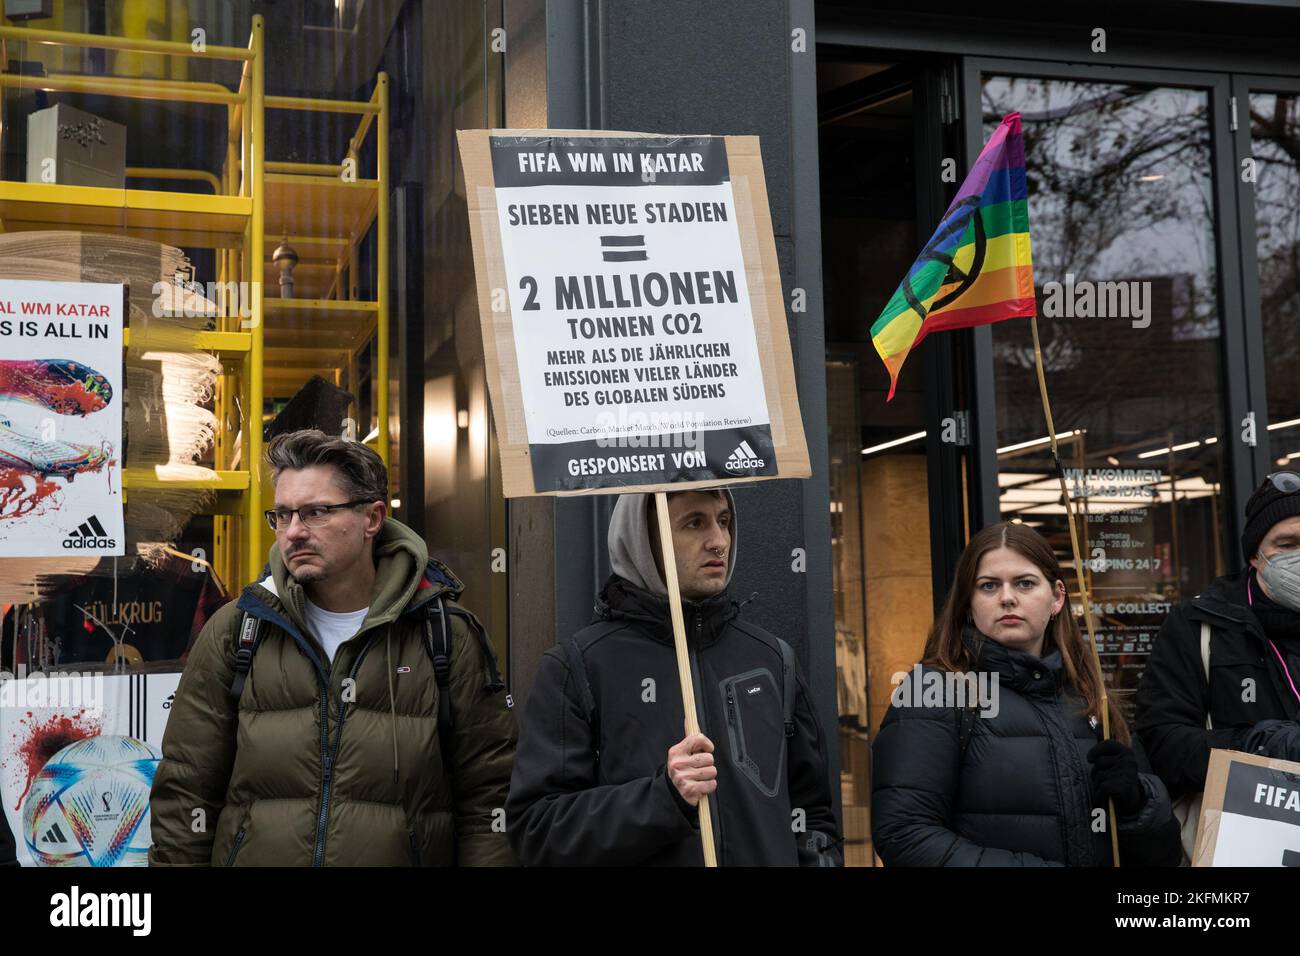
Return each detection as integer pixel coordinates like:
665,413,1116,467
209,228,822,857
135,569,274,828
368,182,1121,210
871,521,1180,866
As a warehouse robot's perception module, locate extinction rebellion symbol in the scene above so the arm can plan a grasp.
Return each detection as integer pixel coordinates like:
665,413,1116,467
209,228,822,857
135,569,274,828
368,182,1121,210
901,195,988,320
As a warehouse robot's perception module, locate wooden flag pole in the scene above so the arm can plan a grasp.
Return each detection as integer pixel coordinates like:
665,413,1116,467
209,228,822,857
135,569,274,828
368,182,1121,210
1029,313,1120,866
654,491,719,867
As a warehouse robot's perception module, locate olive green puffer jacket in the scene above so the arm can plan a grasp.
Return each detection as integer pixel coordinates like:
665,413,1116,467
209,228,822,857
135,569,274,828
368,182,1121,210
148,518,517,866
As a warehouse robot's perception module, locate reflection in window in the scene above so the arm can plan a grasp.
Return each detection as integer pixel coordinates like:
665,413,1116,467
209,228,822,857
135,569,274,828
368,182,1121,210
820,62,934,865
1254,94,1300,470
982,77,1227,722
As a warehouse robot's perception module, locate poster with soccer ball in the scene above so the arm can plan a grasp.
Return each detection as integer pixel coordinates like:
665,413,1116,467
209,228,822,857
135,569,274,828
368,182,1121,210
0,279,124,556
0,671,178,866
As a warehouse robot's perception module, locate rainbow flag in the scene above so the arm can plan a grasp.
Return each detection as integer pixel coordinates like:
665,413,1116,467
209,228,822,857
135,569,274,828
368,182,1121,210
872,112,1035,400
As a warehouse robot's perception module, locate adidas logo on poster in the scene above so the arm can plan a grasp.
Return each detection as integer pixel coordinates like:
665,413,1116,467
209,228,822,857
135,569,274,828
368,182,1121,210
724,441,765,472
62,514,116,550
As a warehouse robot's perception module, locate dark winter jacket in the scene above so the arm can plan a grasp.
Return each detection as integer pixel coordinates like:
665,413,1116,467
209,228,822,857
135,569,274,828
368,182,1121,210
1136,570,1300,801
149,518,517,866
506,576,842,866
872,630,1181,866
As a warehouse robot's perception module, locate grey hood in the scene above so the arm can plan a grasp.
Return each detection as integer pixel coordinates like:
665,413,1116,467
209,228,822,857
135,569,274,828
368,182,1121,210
607,489,737,598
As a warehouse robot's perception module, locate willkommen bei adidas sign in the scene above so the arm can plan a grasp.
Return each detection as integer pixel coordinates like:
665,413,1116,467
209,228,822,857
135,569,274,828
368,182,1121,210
459,129,809,497
0,279,124,556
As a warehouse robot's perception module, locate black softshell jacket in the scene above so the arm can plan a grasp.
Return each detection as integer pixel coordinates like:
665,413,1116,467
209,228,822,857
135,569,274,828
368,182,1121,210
506,576,842,866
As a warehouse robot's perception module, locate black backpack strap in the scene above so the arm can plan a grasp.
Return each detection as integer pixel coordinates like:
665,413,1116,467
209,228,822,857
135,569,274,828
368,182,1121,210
424,597,455,764
777,637,797,738
229,613,261,701
444,604,506,694
561,637,600,762
421,594,511,775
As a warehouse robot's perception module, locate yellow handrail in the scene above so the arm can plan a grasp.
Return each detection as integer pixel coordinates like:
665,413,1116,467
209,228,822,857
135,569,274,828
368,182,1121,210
265,161,342,175
348,81,384,167
126,167,222,194
246,15,267,579
0,25,255,61
0,72,243,104
228,57,252,141
265,95,381,115
376,72,389,467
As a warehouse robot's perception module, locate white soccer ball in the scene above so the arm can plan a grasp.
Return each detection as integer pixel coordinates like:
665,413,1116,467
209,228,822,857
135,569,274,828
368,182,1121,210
22,734,160,867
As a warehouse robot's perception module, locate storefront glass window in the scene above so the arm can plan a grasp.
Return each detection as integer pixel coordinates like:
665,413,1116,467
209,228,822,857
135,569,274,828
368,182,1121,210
0,2,509,671
983,76,1228,722
1254,93,1300,471
821,63,934,865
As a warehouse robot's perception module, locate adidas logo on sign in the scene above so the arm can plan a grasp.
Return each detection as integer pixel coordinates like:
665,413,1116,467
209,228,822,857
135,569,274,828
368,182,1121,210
724,441,765,472
63,514,116,549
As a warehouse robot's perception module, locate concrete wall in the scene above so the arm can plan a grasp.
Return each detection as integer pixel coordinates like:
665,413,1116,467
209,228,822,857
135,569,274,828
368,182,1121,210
543,0,841,811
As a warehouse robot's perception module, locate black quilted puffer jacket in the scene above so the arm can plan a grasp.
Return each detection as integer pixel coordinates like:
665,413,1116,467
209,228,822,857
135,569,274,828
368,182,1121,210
872,628,1181,867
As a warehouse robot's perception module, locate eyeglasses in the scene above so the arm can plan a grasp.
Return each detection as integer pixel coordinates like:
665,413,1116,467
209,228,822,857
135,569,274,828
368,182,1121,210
1266,471,1300,494
264,500,374,531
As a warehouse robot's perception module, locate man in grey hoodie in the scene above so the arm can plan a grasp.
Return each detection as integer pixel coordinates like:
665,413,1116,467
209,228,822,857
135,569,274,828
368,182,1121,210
506,488,841,866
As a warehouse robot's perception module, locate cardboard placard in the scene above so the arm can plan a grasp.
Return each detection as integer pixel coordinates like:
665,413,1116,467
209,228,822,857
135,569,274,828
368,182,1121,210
1192,748,1300,866
458,129,809,497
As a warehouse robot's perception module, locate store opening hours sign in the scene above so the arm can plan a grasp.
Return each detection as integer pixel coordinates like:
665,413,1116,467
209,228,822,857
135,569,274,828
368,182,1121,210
459,130,809,497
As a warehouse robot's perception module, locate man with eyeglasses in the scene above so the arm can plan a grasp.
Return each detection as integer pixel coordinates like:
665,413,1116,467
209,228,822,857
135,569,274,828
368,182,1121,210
149,429,517,866
1138,472,1300,837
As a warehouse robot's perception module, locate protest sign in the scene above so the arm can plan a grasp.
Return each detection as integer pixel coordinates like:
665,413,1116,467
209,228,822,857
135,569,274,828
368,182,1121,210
459,129,808,498
1192,748,1300,866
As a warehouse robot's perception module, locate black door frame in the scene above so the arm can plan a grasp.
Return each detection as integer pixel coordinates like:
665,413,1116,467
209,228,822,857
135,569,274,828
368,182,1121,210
1231,73,1300,490
960,56,1252,571
814,45,972,604
913,58,972,605
817,8,1300,80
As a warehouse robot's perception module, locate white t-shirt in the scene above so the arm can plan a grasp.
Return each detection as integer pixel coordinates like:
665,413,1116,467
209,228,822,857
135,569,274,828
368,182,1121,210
303,599,370,664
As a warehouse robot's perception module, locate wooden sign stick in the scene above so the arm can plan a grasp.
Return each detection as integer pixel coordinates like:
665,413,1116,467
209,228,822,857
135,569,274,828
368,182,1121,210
654,491,719,867
1030,312,1120,865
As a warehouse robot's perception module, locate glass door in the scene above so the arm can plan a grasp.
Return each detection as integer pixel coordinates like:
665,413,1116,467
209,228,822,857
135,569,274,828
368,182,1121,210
1234,76,1300,482
961,60,1249,724
819,53,966,865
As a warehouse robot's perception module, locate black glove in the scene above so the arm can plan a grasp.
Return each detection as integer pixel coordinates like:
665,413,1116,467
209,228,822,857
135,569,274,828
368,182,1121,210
1242,719,1300,761
1087,739,1144,818
796,829,844,868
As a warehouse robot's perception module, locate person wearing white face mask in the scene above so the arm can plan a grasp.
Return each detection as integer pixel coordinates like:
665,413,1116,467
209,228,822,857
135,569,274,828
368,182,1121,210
1138,472,1300,821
